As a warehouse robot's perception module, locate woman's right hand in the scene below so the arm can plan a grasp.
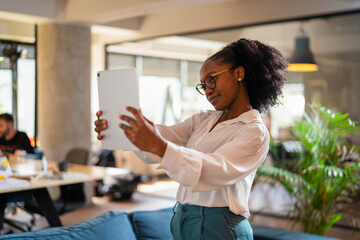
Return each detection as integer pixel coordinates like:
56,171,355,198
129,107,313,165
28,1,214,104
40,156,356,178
94,110,108,140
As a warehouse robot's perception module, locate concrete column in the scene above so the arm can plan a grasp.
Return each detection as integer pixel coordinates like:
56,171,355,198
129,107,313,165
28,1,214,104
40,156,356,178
37,22,91,162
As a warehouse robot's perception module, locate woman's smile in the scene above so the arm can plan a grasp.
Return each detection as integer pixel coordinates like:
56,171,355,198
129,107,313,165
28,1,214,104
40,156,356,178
208,93,220,104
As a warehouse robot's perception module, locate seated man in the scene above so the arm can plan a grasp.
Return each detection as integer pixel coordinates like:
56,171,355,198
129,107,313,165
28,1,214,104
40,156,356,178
0,113,34,157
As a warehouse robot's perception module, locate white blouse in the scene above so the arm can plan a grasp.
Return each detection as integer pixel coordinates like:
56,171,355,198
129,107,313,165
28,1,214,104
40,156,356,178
135,109,269,218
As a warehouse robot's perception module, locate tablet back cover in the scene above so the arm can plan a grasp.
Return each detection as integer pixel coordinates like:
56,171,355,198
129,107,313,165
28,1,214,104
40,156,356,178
97,68,139,151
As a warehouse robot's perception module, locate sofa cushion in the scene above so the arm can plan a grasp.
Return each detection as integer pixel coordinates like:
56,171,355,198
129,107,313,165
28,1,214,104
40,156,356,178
252,224,340,240
0,211,137,240
130,208,173,240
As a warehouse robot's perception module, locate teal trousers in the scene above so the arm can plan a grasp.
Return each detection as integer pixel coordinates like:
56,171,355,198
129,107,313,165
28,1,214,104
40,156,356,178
170,202,253,240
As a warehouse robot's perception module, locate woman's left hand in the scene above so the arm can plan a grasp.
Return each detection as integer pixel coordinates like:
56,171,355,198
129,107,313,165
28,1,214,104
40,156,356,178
119,106,167,157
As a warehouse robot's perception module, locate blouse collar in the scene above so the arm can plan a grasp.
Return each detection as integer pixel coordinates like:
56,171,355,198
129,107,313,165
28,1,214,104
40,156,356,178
214,109,261,125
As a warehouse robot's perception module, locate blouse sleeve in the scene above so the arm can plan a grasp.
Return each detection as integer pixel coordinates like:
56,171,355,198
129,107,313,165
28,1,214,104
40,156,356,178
158,124,270,192
134,113,199,164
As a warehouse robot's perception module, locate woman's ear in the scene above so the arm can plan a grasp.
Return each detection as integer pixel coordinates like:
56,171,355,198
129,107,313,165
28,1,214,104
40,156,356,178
236,66,245,82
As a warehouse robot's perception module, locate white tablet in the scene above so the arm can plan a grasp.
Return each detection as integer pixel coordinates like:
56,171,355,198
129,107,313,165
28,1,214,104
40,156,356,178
97,68,139,151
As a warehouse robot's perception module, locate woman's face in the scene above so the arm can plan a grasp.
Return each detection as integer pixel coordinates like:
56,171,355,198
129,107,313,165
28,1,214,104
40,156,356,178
199,60,241,111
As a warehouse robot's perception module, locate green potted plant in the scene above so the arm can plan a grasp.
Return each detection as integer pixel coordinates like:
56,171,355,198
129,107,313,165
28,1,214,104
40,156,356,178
257,103,360,235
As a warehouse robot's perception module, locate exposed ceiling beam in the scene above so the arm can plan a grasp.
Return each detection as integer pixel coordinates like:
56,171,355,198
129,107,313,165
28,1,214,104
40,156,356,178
1,0,360,44
64,0,235,24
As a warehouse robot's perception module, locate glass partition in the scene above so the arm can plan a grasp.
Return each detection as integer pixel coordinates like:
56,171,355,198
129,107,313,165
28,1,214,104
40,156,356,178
105,12,360,144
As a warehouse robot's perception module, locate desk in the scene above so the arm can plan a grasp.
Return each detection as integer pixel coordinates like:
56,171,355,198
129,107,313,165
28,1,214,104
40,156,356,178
0,158,130,230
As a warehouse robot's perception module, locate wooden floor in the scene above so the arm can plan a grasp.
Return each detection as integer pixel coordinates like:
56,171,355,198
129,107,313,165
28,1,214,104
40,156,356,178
3,179,360,239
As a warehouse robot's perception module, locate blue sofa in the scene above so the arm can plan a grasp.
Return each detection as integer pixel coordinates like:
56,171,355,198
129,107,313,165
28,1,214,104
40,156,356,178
0,208,339,240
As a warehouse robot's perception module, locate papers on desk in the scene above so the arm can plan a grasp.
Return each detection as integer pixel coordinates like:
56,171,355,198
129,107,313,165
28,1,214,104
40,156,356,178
40,171,89,180
60,171,89,180
5,171,90,183
11,172,38,180
0,178,30,189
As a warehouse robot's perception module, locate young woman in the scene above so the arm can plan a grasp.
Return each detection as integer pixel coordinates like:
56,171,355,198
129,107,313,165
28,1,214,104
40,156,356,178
94,38,287,239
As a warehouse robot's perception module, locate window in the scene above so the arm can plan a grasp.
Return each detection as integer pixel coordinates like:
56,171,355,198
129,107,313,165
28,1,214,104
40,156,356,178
104,48,216,126
0,42,36,143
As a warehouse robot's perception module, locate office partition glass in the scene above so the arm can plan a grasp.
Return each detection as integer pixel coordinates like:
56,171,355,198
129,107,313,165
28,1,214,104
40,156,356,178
105,12,360,144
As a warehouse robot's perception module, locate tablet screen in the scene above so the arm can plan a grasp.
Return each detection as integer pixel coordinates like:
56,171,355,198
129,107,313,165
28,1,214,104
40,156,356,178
97,68,139,151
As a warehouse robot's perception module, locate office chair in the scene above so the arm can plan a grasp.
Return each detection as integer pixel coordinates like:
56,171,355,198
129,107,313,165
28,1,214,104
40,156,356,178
64,147,89,165
3,196,36,233
24,148,44,160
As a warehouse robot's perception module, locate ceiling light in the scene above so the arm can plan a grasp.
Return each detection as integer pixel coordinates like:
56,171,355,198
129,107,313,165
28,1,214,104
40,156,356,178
288,36,318,72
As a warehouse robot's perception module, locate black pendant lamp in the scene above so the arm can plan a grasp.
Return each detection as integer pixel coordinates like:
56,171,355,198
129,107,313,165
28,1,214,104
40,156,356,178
288,35,318,72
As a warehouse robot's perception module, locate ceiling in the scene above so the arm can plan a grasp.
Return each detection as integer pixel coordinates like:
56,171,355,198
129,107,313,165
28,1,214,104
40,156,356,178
1,0,360,43
107,13,360,63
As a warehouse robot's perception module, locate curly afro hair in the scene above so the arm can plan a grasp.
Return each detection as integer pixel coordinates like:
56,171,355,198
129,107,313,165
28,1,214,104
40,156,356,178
208,38,288,113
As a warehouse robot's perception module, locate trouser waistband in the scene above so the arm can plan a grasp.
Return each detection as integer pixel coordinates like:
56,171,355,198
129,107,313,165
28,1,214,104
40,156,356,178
173,202,230,216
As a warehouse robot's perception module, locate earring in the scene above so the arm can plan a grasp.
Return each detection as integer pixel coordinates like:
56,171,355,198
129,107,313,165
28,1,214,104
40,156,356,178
238,77,242,82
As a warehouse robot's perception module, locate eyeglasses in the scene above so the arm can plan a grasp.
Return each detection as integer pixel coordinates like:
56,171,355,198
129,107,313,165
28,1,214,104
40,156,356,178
196,67,234,95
